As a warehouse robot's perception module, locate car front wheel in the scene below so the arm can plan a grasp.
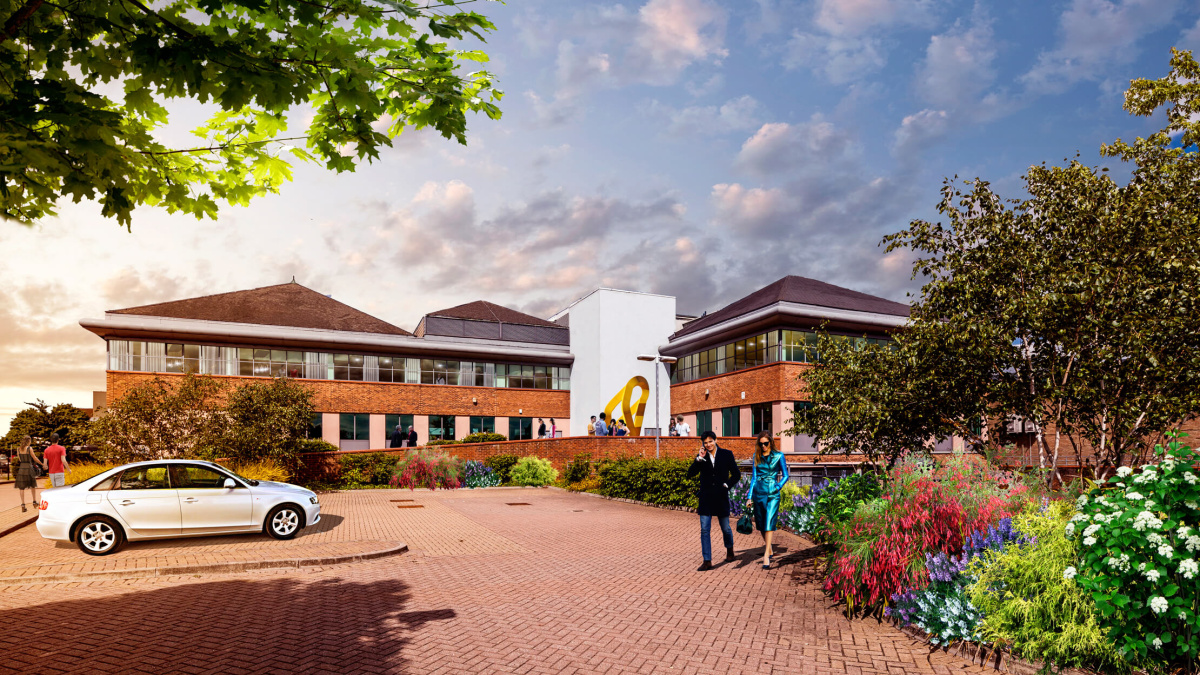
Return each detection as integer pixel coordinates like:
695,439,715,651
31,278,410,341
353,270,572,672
76,516,124,556
265,504,304,540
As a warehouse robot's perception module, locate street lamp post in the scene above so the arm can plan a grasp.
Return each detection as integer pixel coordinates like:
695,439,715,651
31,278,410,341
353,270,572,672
637,354,677,458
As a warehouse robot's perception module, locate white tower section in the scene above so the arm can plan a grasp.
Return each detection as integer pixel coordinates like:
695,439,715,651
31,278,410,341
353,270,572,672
551,288,676,437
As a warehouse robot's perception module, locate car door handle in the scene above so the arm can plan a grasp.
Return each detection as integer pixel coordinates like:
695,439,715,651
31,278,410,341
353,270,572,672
183,498,199,503
120,500,135,505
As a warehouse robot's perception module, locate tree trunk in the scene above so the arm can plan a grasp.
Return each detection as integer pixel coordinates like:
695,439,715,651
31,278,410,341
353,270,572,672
2,0,45,42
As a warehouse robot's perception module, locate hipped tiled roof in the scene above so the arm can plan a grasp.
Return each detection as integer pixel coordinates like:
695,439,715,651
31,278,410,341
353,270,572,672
427,300,559,328
673,275,909,339
109,283,412,336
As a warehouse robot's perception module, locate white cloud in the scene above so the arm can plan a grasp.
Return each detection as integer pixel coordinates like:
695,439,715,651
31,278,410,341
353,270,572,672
736,119,857,176
1022,0,1183,93
649,95,763,135
631,0,729,84
784,32,887,84
813,0,938,36
916,14,996,108
893,108,950,156
783,0,940,82
711,184,797,235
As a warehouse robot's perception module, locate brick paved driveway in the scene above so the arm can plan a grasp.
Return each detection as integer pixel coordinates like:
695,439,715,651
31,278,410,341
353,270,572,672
0,489,985,674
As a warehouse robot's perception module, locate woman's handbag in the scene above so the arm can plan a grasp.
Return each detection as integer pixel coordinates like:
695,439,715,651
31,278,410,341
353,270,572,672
736,510,753,535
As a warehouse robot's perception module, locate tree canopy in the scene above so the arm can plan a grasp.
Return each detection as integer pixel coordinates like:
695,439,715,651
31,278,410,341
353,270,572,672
792,49,1200,479
0,0,502,227
1,399,90,449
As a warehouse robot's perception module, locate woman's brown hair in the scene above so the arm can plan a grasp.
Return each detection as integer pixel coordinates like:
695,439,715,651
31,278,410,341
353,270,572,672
753,431,776,465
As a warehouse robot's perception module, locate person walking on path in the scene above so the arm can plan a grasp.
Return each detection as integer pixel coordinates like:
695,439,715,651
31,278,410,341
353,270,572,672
745,431,789,569
687,430,741,571
390,424,405,449
594,413,608,437
537,419,547,439
43,433,69,488
14,436,42,512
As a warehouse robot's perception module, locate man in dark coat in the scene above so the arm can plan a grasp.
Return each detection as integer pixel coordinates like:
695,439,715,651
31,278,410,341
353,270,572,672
407,426,418,447
686,430,742,571
389,425,405,449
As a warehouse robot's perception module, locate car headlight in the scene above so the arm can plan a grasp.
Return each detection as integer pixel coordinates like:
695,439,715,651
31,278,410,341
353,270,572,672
309,496,319,505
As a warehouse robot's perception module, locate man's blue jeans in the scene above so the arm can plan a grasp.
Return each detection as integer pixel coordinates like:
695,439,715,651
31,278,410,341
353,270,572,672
700,515,734,561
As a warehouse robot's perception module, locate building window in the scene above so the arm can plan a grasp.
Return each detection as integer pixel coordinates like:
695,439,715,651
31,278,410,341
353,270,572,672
695,410,713,436
721,407,740,437
428,415,456,441
750,402,773,436
339,413,369,441
469,416,495,435
385,414,414,437
306,413,323,440
671,330,894,383
508,417,533,440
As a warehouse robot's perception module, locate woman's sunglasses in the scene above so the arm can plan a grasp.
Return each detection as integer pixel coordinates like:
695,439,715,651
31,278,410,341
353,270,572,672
757,440,769,446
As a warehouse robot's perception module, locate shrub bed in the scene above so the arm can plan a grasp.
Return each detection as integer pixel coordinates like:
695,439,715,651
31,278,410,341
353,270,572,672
463,460,501,488
483,454,519,485
596,458,697,509
510,456,557,486
391,448,462,490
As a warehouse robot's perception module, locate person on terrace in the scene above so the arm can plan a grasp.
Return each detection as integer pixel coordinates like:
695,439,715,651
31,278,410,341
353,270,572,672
745,430,789,569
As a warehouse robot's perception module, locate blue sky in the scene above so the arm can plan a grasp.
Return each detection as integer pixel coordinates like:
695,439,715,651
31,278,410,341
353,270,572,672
1,0,1195,432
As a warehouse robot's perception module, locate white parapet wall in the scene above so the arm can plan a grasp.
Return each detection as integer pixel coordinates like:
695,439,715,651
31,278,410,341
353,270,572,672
552,288,676,437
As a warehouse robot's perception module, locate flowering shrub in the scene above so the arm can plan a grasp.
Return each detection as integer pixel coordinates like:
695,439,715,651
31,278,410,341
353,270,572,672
887,518,1027,645
509,456,558,486
822,453,1029,615
1072,435,1200,672
967,501,1122,672
778,472,882,539
463,460,500,488
390,448,462,490
483,454,519,484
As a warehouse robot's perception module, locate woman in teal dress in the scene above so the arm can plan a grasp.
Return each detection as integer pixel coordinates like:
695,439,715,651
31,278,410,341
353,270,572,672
745,431,789,569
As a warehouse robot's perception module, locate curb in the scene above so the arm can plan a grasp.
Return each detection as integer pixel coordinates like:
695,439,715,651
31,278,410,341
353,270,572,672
0,514,37,539
0,541,408,586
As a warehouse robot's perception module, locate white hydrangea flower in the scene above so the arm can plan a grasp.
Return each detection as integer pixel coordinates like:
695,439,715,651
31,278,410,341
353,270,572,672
1188,501,1199,510
1187,535,1200,553
1063,566,1077,581
1145,569,1161,583
1115,554,1131,572
1138,562,1147,572
1145,500,1157,509
1181,611,1189,621
1179,525,1192,538
1065,523,1076,537
1133,473,1150,485
1133,511,1163,531
1157,544,1174,559
1117,466,1133,477
1152,637,1163,649
1163,459,1177,472
1083,524,1102,538
1180,559,1199,580
1071,513,1090,523
1150,596,1169,614
1186,472,1198,485
1116,482,1126,488
1148,532,1165,546
1083,536,1097,546
1126,492,1145,501
1076,494,1088,508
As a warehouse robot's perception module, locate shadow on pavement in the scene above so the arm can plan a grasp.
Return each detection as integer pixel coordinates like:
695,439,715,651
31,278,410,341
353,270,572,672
0,575,452,673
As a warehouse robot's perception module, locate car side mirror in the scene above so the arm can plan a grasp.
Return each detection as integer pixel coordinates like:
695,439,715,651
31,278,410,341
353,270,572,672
223,478,237,489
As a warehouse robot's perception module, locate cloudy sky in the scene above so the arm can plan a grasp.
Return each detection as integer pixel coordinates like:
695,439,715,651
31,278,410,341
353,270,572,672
1,0,1194,432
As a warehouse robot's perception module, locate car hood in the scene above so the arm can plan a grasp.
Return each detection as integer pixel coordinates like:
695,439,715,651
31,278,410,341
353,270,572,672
251,480,314,495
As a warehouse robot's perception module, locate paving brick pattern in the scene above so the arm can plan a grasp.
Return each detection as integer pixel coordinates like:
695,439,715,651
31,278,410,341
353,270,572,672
0,489,986,674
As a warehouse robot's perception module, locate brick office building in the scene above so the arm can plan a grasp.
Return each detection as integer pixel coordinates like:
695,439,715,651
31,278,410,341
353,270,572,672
82,282,573,450
661,276,918,459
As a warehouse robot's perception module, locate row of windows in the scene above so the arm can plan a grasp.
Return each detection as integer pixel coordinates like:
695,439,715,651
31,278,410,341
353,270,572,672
333,413,537,444
107,341,570,390
671,330,893,383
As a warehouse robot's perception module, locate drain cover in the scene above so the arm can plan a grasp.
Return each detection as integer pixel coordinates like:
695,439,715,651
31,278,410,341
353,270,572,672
572,509,583,512
396,504,424,509
389,499,414,502
506,502,531,506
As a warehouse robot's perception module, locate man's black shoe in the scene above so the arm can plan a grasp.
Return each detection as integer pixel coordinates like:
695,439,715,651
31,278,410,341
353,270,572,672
697,561,713,571
725,548,736,562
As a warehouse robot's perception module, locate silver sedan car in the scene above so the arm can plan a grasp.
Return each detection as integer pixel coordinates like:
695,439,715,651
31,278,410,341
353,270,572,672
36,459,321,556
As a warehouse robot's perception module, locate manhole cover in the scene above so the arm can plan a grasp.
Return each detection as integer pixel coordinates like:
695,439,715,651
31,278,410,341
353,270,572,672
506,502,531,506
390,499,414,502
572,509,583,512
396,504,424,509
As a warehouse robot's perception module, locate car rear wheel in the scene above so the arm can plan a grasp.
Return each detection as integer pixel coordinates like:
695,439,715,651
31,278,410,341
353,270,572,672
76,516,124,556
265,504,303,540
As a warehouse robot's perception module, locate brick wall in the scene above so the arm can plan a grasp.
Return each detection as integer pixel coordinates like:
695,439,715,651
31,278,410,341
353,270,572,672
669,362,812,415
106,371,570,417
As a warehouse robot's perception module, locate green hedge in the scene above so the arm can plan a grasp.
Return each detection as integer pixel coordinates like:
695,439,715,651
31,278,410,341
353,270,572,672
483,454,519,484
299,438,339,453
597,458,698,509
424,439,460,446
338,452,398,488
461,432,507,443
